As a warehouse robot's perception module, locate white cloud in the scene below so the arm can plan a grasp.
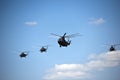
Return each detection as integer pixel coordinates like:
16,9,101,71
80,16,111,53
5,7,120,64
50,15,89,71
89,18,105,25
44,64,87,80
43,51,120,80
25,21,38,26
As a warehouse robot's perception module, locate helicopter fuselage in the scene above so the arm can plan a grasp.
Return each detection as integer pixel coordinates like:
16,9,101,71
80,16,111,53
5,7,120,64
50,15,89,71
58,37,71,47
20,52,28,58
40,47,47,52
110,46,116,51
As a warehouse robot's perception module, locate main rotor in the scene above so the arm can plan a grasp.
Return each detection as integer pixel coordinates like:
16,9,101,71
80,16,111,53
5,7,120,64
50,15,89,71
50,33,80,39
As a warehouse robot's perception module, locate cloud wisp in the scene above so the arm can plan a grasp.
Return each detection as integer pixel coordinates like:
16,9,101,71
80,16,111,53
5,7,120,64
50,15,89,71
89,18,105,25
43,51,120,80
25,21,38,26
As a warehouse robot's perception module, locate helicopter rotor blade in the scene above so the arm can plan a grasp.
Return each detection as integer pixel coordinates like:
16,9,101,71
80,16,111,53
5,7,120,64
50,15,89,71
42,45,50,48
113,44,120,46
23,51,30,54
103,43,120,47
50,33,62,37
65,33,81,38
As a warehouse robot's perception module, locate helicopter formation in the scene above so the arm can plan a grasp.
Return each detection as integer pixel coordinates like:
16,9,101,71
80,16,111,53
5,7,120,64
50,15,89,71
19,33,120,58
19,33,80,58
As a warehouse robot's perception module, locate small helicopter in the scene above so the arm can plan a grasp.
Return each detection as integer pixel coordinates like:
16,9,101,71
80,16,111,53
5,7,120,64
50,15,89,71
51,33,80,47
40,45,49,53
109,44,120,51
19,51,29,58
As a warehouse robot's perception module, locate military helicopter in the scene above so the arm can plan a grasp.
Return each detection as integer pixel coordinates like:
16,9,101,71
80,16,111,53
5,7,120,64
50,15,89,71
19,51,29,58
50,33,80,47
109,44,120,51
40,45,49,53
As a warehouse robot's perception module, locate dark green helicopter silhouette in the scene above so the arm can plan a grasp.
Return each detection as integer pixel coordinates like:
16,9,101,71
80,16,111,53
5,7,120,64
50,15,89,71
40,45,49,53
109,44,120,51
19,51,29,58
50,33,80,47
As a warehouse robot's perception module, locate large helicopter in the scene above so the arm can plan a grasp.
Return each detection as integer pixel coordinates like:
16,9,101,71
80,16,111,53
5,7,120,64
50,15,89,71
40,45,49,53
51,33,80,47
19,51,29,58
109,44,120,51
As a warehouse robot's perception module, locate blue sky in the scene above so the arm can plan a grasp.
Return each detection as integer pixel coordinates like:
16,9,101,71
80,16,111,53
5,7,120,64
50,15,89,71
1,0,120,80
